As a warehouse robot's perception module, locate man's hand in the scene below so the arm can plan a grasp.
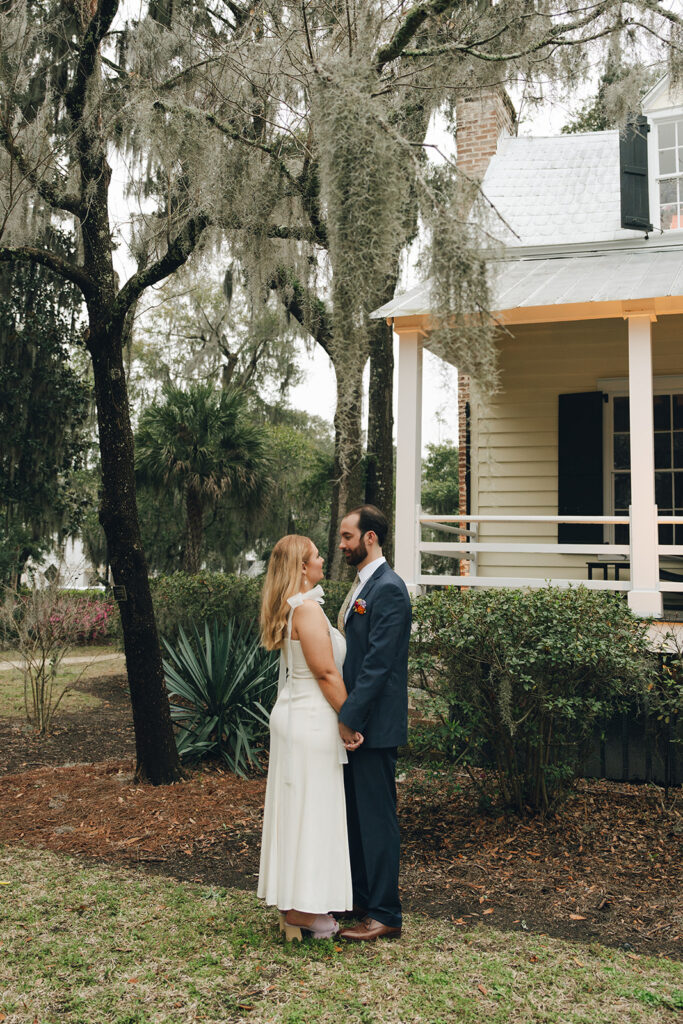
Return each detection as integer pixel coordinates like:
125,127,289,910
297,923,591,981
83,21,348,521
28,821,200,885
339,721,364,751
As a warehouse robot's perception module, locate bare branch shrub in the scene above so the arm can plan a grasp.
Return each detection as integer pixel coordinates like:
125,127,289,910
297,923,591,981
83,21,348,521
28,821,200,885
0,579,107,735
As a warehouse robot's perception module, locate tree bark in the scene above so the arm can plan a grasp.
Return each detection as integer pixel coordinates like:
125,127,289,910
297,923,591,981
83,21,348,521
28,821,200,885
184,484,204,574
365,274,399,563
89,320,183,784
326,359,365,579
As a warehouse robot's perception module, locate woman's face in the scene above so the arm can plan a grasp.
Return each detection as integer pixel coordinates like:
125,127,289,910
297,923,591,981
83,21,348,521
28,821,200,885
304,544,324,587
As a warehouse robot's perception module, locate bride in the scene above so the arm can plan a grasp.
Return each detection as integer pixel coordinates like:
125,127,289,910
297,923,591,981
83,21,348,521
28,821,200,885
257,534,362,940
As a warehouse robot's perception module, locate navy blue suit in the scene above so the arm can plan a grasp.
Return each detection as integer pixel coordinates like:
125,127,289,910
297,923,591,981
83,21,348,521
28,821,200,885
339,561,411,928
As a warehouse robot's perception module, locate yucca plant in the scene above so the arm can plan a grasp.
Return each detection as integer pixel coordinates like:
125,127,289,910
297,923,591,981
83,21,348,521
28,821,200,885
162,618,278,776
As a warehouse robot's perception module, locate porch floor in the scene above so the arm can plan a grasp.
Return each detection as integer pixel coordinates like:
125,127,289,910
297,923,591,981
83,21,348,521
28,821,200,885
646,620,683,651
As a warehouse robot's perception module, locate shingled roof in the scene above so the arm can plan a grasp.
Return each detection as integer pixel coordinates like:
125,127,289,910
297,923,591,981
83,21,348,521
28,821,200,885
482,131,646,247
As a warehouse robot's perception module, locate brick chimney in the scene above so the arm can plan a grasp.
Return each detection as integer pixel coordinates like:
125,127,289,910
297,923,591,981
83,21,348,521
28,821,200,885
455,87,517,181
455,88,516,572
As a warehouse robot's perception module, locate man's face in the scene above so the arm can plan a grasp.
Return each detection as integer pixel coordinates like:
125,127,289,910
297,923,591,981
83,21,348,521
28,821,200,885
339,514,368,567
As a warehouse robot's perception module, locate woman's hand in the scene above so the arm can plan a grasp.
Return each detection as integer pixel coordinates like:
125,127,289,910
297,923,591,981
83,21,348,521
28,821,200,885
344,731,364,752
339,722,364,751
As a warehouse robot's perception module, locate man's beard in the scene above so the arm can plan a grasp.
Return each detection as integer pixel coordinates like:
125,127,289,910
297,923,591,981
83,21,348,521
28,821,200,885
344,535,368,566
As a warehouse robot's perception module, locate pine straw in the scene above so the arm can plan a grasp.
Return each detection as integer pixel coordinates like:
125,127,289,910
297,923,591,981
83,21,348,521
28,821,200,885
0,759,265,863
0,759,681,958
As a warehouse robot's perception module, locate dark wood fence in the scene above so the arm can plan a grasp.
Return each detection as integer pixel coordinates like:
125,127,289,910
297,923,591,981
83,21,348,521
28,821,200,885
581,710,682,787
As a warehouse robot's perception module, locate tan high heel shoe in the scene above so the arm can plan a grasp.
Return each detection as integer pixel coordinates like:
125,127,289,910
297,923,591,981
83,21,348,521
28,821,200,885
284,922,303,942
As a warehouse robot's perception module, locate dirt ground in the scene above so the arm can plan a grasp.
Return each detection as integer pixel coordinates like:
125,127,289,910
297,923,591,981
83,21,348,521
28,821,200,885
0,672,681,959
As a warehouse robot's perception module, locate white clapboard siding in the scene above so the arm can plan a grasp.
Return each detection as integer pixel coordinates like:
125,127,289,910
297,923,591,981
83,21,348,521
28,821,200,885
469,315,683,580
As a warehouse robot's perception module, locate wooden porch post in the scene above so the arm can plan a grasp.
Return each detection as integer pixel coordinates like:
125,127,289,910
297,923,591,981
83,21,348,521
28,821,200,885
626,313,662,618
394,328,423,591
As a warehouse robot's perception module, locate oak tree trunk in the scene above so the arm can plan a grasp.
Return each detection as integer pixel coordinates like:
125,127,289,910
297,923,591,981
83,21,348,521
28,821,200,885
89,317,182,784
365,274,399,563
326,359,365,579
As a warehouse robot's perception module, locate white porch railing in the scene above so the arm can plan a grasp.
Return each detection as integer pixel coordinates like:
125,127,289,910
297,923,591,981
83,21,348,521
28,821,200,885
417,512,683,596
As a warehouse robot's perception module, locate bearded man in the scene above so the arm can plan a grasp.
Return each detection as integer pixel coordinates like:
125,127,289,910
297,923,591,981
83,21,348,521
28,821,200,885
335,505,411,941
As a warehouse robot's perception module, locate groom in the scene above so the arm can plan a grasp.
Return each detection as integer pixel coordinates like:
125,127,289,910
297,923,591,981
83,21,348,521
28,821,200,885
336,505,411,941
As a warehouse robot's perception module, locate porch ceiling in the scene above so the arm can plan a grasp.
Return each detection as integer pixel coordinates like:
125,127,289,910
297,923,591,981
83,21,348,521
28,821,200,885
372,239,683,329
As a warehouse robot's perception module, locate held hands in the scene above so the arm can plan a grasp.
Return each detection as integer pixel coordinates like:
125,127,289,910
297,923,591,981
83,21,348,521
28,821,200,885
339,721,364,751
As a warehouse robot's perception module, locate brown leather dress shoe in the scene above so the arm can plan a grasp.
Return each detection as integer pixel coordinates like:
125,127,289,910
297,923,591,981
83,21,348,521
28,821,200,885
339,917,402,942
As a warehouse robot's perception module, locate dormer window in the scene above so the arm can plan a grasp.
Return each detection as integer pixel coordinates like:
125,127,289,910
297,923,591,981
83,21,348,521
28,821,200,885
657,118,683,229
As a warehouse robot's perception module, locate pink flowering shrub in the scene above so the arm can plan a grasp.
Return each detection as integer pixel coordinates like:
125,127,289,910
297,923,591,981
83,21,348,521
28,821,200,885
48,596,116,644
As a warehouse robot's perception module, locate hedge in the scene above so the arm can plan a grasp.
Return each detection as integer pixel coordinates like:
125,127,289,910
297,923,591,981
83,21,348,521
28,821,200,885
148,572,352,640
410,585,657,814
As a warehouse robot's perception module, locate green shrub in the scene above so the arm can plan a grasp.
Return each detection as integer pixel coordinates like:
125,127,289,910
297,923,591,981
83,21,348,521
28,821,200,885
648,630,683,794
410,586,654,814
162,619,279,775
149,572,351,638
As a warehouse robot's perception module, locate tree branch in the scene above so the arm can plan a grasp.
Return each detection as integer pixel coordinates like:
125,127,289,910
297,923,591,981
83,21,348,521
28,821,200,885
269,264,332,357
114,213,211,319
265,223,320,241
0,245,95,297
154,99,302,188
65,0,121,123
0,123,83,218
402,24,619,61
152,100,328,247
373,0,457,73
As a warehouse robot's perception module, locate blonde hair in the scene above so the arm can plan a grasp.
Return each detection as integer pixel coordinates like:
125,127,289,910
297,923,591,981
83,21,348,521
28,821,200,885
260,535,315,650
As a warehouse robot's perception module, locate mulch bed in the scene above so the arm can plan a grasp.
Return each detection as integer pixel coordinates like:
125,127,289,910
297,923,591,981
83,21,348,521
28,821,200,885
0,672,681,959
0,673,136,774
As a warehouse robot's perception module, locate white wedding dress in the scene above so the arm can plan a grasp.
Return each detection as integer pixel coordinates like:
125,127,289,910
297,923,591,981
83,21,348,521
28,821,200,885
258,586,353,913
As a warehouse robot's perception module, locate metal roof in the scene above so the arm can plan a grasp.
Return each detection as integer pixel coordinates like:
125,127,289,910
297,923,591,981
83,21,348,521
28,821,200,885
371,240,683,320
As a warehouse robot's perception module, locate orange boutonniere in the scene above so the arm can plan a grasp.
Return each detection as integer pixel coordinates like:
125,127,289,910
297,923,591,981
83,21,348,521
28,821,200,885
353,598,367,614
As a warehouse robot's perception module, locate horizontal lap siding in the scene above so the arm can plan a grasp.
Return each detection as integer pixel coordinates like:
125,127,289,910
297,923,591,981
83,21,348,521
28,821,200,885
470,315,683,580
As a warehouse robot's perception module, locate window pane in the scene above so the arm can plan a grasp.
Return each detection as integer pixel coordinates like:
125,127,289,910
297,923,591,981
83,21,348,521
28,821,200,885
654,394,671,430
660,178,678,203
661,204,678,229
615,473,631,508
659,524,674,545
675,472,683,509
659,122,676,148
655,432,671,468
656,472,673,508
614,396,629,432
614,433,630,470
674,433,683,469
659,149,677,175
679,148,683,172
615,524,629,545
674,395,683,430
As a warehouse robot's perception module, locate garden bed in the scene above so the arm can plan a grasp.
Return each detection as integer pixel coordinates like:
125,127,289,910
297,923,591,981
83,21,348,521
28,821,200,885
0,672,681,960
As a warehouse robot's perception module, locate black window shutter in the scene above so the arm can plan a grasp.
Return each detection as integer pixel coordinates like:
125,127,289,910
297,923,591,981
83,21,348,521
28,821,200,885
465,400,471,517
620,115,653,232
558,392,604,544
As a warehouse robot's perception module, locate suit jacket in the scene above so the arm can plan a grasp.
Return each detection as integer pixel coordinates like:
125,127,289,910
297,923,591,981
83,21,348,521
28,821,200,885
339,561,411,748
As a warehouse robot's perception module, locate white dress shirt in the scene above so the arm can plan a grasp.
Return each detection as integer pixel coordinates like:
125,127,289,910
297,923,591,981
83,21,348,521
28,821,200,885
344,556,386,623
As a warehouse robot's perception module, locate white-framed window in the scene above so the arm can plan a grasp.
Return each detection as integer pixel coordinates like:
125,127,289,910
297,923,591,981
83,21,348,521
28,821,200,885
656,117,683,230
601,378,683,545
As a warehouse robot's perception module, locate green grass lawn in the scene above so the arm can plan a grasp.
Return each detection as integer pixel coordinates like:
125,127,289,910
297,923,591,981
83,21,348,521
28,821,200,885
1,846,680,1024
0,647,122,718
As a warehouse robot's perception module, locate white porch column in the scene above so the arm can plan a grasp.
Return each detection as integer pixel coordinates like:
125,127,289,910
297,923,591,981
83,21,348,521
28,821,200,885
394,329,423,591
626,314,662,618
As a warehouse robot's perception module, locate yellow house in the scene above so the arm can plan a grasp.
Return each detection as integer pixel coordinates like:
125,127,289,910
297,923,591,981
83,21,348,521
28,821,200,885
376,76,683,620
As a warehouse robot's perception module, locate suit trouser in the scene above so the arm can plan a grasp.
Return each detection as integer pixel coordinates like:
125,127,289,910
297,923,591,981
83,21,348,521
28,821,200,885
343,745,401,928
